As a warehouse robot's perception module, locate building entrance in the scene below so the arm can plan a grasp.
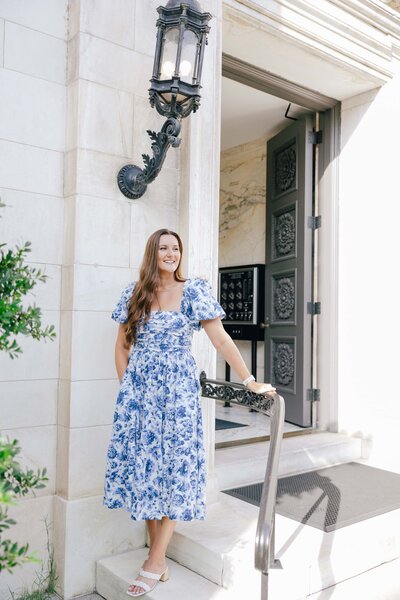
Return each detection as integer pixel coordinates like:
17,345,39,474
217,57,338,440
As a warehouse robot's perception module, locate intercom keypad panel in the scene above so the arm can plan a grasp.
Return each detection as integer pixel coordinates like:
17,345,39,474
219,269,258,324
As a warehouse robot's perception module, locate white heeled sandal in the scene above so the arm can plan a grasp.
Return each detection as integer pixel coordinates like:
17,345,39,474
126,566,169,597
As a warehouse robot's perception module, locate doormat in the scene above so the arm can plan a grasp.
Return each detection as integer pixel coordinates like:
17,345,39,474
215,418,248,430
222,462,400,532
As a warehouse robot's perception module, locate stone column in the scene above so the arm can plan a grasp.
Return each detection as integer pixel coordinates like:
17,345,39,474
179,0,223,504
55,1,180,597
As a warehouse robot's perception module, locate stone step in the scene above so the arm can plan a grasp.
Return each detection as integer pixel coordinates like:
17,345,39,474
166,486,400,599
96,433,379,600
96,547,231,600
215,432,363,490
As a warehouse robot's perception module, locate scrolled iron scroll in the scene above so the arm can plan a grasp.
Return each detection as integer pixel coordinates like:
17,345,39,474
199,371,273,416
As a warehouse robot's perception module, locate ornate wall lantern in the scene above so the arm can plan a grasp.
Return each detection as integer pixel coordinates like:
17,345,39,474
118,0,212,199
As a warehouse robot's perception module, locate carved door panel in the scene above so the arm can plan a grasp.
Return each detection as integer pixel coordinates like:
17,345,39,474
264,117,314,427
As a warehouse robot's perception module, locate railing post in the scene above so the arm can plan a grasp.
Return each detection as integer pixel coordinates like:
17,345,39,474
199,373,285,600
261,572,269,600
270,509,276,568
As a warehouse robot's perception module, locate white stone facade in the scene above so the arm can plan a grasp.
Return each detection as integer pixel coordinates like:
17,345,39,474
1,0,400,598
0,0,221,596
0,1,67,597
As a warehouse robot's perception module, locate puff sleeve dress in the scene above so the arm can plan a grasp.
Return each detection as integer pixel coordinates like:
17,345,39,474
103,278,226,521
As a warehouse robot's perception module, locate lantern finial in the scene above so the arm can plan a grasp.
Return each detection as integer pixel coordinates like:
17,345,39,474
165,0,203,10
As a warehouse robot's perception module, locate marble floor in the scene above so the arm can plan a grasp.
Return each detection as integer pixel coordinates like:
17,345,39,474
215,399,302,446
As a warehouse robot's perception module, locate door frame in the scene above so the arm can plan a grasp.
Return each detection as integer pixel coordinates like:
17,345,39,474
222,53,341,431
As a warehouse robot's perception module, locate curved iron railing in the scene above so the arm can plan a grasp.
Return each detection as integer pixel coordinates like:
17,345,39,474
200,372,285,600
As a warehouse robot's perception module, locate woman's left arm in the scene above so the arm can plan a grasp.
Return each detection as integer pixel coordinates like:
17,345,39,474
202,318,275,395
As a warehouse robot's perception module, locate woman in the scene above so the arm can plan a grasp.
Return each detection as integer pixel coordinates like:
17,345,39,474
103,228,275,597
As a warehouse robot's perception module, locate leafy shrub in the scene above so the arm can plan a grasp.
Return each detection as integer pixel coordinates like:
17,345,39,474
0,200,57,596
0,438,48,573
0,239,56,358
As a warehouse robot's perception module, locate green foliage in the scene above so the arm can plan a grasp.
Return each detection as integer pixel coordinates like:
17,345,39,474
0,200,57,593
8,518,59,600
0,240,56,358
0,438,48,573
10,590,54,600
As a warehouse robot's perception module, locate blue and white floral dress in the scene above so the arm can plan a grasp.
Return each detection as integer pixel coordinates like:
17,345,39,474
103,278,225,521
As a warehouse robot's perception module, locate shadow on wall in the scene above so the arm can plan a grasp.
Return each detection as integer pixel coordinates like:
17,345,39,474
339,87,381,151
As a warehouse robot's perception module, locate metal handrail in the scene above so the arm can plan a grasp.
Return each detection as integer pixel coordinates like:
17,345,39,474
255,392,285,600
199,372,285,600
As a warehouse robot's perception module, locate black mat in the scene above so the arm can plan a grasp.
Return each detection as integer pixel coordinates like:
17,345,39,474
222,462,400,532
215,418,248,430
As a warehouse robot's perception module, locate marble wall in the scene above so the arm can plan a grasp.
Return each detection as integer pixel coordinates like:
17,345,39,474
219,136,266,268
218,136,267,382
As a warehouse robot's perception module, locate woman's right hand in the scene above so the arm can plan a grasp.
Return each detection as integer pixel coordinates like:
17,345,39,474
246,381,276,395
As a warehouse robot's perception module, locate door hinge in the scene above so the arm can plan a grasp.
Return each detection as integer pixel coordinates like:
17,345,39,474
308,130,323,144
308,215,322,229
307,388,321,402
307,301,321,315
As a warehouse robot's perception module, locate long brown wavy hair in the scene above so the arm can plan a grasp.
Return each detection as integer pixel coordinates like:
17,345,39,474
125,229,186,345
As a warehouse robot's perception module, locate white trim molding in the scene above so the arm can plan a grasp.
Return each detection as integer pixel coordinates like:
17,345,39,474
224,0,400,85
222,53,338,110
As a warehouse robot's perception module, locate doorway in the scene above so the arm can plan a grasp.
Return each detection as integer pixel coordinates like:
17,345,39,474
215,54,339,447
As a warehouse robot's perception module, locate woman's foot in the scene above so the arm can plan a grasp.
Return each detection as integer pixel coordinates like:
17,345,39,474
127,557,168,596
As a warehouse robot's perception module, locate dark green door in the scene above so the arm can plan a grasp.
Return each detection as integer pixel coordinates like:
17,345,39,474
264,116,314,427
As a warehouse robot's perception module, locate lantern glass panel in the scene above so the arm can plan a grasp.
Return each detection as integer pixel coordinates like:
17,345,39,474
179,29,198,83
160,27,179,80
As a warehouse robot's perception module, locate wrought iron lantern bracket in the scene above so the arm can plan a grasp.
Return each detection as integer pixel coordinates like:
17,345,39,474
117,0,211,200
117,117,181,200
